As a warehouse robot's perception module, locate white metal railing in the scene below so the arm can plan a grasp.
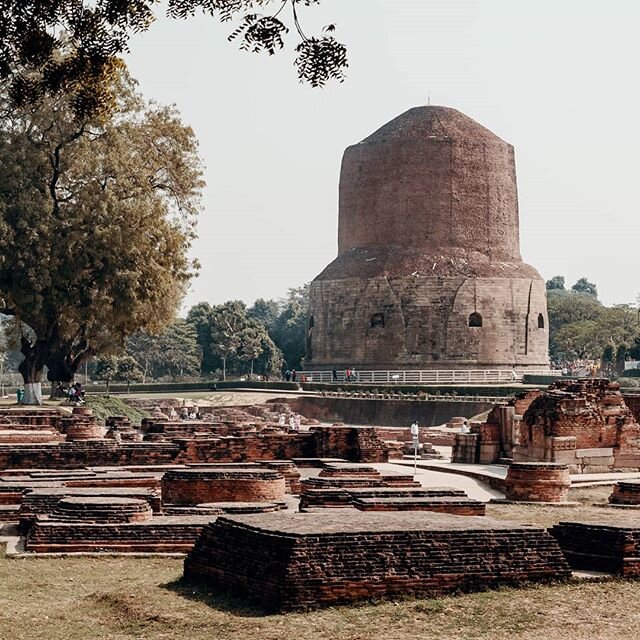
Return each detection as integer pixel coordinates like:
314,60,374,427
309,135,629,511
299,369,560,384
320,391,508,403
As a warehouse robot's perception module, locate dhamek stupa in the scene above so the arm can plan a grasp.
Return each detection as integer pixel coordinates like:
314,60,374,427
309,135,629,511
305,106,548,371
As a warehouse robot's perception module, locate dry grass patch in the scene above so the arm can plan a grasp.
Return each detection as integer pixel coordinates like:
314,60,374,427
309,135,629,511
2,553,640,640
487,485,640,529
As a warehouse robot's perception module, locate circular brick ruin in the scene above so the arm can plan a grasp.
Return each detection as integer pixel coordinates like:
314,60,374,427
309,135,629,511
51,497,153,523
62,408,106,441
505,463,571,502
609,480,640,505
161,468,286,506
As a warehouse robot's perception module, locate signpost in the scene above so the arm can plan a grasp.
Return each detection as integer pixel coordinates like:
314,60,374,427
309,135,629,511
410,420,419,478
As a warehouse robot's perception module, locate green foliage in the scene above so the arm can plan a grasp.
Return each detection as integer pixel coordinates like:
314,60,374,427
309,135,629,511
94,355,119,382
546,276,565,290
186,302,218,374
571,277,598,298
84,395,149,427
548,280,640,372
270,284,309,370
126,320,201,381
0,66,204,387
115,356,143,385
0,1,347,120
209,301,246,380
248,298,280,333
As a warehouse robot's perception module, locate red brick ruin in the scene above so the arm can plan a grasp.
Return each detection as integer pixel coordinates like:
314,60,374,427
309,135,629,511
453,379,640,473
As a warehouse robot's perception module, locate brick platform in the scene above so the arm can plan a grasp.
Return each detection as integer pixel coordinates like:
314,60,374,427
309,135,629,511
162,468,286,505
505,463,571,502
350,496,486,515
197,502,283,514
299,486,468,510
19,487,162,531
51,497,153,523
609,481,640,505
25,515,212,553
262,461,301,494
184,511,570,611
550,521,640,577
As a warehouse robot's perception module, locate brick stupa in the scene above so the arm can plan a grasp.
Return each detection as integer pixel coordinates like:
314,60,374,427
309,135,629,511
306,106,549,371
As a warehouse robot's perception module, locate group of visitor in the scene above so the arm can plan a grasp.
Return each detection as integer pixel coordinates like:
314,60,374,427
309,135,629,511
331,367,358,382
278,413,302,431
55,382,85,404
179,407,203,420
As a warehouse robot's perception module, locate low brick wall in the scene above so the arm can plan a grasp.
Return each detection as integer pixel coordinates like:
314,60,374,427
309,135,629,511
550,521,640,577
25,515,211,553
505,463,571,502
609,481,640,505
19,487,162,531
51,496,153,523
299,486,468,510
0,426,388,470
162,469,286,505
184,511,571,612
351,496,486,515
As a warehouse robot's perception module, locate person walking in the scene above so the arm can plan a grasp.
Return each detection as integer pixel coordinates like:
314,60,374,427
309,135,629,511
332,367,338,382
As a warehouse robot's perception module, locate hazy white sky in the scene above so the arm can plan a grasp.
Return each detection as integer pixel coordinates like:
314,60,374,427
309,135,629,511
125,0,640,309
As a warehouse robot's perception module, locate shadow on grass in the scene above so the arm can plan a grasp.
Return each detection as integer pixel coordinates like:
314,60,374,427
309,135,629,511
162,576,270,617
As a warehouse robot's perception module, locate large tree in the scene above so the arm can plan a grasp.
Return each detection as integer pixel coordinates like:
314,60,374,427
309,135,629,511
0,1,347,119
209,301,247,381
271,284,308,370
0,69,203,403
571,277,598,298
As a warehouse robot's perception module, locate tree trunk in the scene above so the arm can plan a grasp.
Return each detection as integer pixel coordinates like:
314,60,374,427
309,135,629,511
18,337,47,406
222,356,226,381
250,359,254,376
127,380,130,394
106,379,111,394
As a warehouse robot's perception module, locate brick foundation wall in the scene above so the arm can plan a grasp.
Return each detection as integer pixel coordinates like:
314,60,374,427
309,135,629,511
550,521,640,577
609,481,640,505
184,511,570,612
505,463,570,502
162,469,286,505
25,516,211,553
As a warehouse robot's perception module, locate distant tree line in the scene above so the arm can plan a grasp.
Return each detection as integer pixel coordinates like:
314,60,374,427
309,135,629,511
546,275,640,376
90,285,310,383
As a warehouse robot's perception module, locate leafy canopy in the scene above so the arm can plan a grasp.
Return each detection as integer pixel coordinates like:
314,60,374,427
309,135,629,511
0,0,348,119
0,66,204,381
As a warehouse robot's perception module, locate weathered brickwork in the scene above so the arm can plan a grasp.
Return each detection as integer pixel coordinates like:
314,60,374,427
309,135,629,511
0,425,388,470
454,380,640,472
184,511,571,611
162,469,286,506
609,480,640,505
550,521,640,577
306,106,549,371
26,515,211,553
505,463,571,502
299,486,466,510
516,380,640,472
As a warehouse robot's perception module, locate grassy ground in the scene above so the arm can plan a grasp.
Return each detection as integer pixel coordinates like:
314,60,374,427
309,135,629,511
84,396,150,426
3,486,640,640
2,553,640,640
487,485,640,528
